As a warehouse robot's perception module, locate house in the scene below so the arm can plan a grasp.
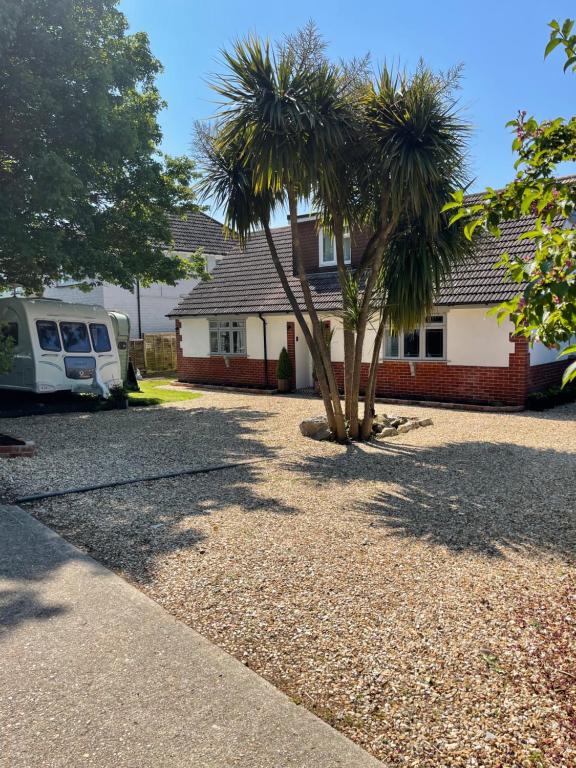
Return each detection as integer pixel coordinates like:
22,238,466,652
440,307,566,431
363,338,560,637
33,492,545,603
169,210,572,407
44,212,233,339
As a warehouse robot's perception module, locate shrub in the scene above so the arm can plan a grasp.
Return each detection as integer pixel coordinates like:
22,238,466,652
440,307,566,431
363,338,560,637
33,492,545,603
276,347,292,380
526,382,576,410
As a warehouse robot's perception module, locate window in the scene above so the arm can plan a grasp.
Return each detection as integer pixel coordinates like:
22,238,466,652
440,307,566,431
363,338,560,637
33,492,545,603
424,315,444,358
90,323,111,352
403,330,420,358
383,315,446,360
60,322,91,353
37,320,61,351
319,230,351,267
209,319,246,355
384,332,399,358
1,322,18,345
64,356,96,380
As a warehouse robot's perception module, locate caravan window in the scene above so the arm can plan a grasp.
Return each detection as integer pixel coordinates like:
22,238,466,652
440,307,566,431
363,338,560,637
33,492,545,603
60,322,90,353
1,322,18,345
89,323,111,352
37,321,61,351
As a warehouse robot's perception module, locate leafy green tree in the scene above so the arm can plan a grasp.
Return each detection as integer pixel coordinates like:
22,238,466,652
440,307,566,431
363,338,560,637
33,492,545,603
445,19,576,385
0,0,203,294
198,26,470,441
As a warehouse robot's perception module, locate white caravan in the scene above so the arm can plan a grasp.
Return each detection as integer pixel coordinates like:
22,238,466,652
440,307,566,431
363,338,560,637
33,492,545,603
0,297,123,396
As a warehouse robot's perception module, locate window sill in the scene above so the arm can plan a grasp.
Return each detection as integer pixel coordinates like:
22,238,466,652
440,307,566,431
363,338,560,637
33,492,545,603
382,357,447,363
209,353,247,358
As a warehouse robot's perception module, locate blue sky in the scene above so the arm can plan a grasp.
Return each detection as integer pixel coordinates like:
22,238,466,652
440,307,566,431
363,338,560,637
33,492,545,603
121,0,575,222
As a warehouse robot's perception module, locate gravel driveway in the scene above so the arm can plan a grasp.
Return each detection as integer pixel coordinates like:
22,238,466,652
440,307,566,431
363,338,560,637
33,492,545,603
2,392,575,767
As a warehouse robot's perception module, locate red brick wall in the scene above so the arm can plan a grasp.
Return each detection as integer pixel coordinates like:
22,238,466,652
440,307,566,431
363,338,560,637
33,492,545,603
331,336,530,406
178,354,278,388
528,359,572,392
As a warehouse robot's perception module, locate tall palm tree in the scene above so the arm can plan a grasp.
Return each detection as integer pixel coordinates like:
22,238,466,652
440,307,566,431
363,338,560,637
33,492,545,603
198,29,470,443
200,33,355,441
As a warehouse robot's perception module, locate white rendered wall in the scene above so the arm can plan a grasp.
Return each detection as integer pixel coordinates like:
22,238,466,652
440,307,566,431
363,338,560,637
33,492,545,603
530,341,560,366
446,308,515,367
530,337,576,366
44,252,223,339
179,317,210,357
327,315,376,363
43,284,105,307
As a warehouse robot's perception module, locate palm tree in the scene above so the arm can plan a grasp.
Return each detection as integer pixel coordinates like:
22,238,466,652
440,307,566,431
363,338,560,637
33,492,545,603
198,28,470,443
199,33,354,441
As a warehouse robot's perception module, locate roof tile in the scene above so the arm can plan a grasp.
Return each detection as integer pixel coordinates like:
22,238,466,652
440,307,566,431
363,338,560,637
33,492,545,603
170,213,539,316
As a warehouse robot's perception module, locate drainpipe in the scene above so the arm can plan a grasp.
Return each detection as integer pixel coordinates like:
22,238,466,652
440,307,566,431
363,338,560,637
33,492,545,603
258,313,269,387
135,279,142,338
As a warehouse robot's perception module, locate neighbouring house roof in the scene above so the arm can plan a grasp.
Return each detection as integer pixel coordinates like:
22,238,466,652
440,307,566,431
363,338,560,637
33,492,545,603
168,211,235,255
169,210,538,317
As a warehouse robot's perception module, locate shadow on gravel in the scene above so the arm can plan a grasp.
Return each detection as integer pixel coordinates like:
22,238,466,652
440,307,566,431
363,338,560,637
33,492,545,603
287,440,576,560
5,403,297,602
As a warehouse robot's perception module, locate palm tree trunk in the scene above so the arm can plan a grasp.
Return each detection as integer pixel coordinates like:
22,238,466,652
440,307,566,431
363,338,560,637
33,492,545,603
360,317,386,440
349,193,396,440
262,217,345,440
348,262,382,439
343,329,355,421
332,214,355,423
287,190,347,442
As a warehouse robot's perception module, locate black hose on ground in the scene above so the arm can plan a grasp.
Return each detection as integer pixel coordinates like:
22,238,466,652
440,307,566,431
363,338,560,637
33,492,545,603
15,458,264,504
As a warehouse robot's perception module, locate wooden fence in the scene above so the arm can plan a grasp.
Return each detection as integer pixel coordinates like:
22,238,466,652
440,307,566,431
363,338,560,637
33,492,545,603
129,332,177,375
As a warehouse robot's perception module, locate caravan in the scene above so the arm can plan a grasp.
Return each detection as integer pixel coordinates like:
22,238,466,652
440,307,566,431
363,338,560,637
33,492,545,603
0,297,126,396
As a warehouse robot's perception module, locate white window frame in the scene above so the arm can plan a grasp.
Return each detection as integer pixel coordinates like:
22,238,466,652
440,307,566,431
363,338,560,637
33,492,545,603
318,230,351,267
209,318,246,356
383,314,446,361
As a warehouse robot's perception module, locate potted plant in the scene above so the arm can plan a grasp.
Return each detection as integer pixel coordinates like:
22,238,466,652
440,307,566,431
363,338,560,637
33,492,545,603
109,384,130,409
276,347,292,392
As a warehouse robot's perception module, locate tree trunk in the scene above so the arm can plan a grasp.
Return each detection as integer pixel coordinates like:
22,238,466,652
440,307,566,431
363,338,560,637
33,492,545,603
349,193,396,440
287,190,347,442
348,262,382,439
360,317,386,440
332,214,355,423
261,220,339,433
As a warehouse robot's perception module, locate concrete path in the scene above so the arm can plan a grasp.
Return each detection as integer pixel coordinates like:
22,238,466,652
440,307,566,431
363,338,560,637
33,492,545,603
0,505,382,768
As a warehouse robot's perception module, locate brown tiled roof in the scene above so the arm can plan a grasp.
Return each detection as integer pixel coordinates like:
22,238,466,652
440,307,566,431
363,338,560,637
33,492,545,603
170,214,537,317
168,212,235,255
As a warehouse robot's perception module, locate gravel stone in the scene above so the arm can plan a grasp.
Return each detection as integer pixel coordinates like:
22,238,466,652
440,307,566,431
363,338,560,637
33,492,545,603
2,392,575,767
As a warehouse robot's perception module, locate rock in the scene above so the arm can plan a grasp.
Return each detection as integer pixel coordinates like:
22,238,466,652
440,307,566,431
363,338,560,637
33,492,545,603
378,427,398,438
311,426,332,441
300,417,332,440
418,417,433,427
397,421,418,433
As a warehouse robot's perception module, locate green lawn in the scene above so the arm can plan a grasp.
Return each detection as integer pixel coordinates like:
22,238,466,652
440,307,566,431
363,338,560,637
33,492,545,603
128,378,202,406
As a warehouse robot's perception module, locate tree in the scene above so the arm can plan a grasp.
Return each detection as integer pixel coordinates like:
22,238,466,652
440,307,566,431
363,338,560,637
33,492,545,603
0,0,203,294
445,18,576,385
198,26,470,441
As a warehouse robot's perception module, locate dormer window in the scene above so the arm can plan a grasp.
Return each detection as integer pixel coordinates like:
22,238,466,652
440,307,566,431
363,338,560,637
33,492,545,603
319,230,351,267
